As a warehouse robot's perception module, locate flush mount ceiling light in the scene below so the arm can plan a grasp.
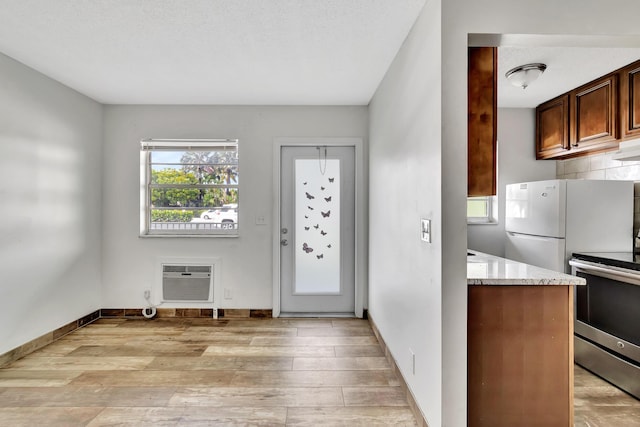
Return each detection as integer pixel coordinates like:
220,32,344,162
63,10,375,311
505,63,547,89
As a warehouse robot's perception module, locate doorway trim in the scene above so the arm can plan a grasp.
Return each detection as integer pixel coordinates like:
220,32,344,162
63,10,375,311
272,137,365,318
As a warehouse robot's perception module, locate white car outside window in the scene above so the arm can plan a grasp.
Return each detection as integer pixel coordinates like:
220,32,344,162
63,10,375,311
200,204,237,228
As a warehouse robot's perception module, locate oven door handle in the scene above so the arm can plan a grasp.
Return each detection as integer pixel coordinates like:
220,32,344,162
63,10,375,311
569,259,640,287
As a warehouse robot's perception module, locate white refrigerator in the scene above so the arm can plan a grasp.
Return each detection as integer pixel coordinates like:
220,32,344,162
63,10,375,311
505,179,634,273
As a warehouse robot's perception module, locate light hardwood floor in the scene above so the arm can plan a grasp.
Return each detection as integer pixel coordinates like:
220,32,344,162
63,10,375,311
0,318,418,426
574,364,640,427
1,317,639,426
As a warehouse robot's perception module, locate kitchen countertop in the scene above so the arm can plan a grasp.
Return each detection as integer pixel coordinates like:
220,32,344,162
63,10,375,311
467,250,586,286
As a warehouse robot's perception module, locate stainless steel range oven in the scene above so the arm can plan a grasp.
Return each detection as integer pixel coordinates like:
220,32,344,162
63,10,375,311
570,252,640,399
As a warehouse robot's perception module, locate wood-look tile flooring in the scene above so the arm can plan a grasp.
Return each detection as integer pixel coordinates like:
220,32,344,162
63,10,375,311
2,318,640,426
574,364,640,427
0,318,419,426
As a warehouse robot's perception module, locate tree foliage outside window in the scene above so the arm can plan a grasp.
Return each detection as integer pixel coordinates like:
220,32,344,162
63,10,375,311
140,139,239,236
151,169,200,207
467,196,496,224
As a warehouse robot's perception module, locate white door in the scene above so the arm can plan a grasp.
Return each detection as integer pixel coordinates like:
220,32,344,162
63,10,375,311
280,146,355,315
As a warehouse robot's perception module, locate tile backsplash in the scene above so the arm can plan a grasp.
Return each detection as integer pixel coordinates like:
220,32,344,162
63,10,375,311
556,152,640,241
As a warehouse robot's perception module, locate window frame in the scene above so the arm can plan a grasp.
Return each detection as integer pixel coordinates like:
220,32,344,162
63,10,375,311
139,138,239,238
467,195,498,224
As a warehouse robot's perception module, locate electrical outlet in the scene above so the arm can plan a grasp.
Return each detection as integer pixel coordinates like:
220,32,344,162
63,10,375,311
144,289,151,299
224,288,232,299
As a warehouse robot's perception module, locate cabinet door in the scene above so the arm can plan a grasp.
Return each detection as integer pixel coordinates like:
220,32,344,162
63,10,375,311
570,74,619,152
536,95,570,159
620,60,640,139
468,47,497,196
468,286,573,427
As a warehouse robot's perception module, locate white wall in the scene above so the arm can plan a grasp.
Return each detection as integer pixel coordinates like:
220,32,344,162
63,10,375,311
0,53,103,354
369,1,443,425
102,105,368,309
442,1,640,425
467,108,556,257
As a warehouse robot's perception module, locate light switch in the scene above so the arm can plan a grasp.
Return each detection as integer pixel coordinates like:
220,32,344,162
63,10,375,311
421,219,431,243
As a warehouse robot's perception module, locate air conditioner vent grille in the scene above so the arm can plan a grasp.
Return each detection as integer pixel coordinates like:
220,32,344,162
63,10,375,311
161,263,213,302
187,265,212,273
163,265,187,273
163,265,212,274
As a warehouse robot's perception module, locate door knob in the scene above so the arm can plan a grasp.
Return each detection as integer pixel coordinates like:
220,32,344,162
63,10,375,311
281,239,288,246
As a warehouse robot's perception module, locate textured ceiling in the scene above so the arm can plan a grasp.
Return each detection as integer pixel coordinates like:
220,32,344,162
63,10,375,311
499,46,640,108
0,0,426,105
4,3,637,108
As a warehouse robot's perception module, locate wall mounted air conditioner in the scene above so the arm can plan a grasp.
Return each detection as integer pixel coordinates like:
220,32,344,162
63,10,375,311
161,264,213,302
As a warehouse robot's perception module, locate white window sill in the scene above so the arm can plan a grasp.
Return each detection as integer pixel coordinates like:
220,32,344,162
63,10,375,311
139,233,239,238
467,220,499,226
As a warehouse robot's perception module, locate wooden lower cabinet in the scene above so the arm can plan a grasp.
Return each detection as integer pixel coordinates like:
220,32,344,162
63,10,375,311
468,285,574,427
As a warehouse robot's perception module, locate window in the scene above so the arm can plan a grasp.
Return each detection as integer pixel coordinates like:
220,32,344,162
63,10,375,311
467,196,497,224
140,139,239,236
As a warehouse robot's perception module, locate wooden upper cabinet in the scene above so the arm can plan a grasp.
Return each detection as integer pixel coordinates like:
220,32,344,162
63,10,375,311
620,60,640,139
536,94,570,159
534,58,640,160
468,47,497,197
569,73,619,153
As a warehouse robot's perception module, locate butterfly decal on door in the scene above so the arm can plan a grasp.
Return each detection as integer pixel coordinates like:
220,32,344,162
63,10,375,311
296,166,339,263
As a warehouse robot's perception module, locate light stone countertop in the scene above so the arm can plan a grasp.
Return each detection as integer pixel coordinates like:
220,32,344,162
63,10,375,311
467,250,586,286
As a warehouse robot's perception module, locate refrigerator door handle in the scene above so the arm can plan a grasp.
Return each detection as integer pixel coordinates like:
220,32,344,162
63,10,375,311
506,232,561,241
